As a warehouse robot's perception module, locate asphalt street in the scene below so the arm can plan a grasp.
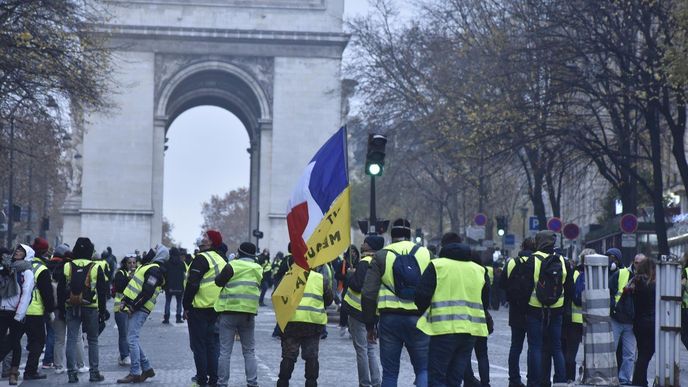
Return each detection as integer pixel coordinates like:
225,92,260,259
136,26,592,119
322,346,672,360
13,298,688,386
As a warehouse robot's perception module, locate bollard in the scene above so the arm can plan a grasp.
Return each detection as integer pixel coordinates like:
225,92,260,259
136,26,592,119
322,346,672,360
655,255,681,387
581,254,619,386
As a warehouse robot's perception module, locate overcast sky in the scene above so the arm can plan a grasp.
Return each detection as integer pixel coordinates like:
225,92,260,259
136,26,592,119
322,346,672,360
163,1,394,249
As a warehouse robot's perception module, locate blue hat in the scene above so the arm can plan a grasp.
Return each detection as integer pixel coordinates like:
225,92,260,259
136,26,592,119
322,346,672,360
606,248,622,261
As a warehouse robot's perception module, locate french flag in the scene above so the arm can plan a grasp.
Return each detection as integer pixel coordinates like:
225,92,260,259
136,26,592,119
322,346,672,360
287,126,349,270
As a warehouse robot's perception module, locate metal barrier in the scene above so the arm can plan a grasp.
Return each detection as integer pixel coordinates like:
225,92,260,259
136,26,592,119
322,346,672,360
656,255,681,387
582,254,619,386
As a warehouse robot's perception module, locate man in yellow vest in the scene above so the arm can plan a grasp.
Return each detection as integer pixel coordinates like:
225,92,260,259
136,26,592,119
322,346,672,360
277,262,333,387
58,237,108,383
564,248,595,383
607,247,635,385
115,245,169,384
414,232,489,386
525,231,570,387
23,242,55,380
182,230,226,386
343,235,383,387
214,242,262,387
361,218,432,387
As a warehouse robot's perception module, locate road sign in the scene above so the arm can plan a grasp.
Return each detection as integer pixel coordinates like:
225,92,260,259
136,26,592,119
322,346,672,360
620,214,638,234
504,234,516,249
466,226,485,241
621,233,637,248
529,216,539,231
474,213,488,226
547,217,563,233
562,223,580,240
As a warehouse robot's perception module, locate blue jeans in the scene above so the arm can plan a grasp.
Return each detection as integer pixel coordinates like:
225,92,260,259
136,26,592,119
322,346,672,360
217,313,257,387
164,291,182,321
428,333,476,387
115,311,129,360
188,308,219,385
611,320,636,384
43,317,54,365
378,313,429,387
526,309,565,387
509,326,527,384
127,311,151,375
66,307,99,374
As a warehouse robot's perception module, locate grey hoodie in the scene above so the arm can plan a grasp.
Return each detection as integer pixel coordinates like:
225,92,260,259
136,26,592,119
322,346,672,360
0,244,36,320
152,244,170,265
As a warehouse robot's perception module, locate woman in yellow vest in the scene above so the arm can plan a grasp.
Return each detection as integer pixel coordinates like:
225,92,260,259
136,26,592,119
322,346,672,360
277,262,333,387
214,242,262,387
24,243,55,381
112,255,137,367
116,245,168,384
342,236,383,387
414,233,489,387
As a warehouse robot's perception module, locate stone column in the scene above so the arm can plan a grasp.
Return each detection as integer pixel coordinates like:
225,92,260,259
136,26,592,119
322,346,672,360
150,116,167,246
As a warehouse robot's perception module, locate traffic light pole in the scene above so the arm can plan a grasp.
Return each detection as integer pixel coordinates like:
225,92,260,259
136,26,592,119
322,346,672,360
369,175,376,235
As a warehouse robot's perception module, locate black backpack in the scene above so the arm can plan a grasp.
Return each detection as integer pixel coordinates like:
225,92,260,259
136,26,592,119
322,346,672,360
535,254,564,307
383,245,422,300
505,255,535,308
68,262,95,306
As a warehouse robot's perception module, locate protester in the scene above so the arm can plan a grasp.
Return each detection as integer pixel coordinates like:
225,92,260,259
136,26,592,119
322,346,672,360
607,247,636,385
565,248,595,383
163,247,185,324
258,249,271,307
113,255,137,366
630,257,656,387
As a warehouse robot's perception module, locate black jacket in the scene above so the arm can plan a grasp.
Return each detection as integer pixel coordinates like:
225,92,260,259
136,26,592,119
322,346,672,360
164,254,186,294
113,268,130,295
342,253,376,325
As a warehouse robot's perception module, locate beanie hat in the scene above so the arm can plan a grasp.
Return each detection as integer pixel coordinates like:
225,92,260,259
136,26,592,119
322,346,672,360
32,237,49,254
238,242,257,257
206,230,223,248
73,237,94,259
363,235,384,251
53,244,70,258
390,218,411,239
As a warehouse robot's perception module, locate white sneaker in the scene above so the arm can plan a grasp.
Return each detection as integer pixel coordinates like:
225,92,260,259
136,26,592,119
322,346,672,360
78,366,89,373
118,356,131,366
54,367,66,374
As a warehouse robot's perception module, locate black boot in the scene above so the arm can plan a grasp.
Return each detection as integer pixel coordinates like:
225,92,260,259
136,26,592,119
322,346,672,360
68,372,79,383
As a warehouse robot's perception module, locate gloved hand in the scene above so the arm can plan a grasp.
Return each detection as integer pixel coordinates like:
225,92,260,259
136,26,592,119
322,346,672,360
99,309,110,323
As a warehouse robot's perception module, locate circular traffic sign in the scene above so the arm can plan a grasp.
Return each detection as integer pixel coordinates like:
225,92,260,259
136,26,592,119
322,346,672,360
474,213,487,226
620,213,638,233
562,223,580,240
547,217,563,233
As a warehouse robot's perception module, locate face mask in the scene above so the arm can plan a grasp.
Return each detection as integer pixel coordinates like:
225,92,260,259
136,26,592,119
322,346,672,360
610,262,617,271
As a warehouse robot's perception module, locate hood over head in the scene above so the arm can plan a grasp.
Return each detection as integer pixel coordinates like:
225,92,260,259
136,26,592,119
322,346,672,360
438,242,473,262
535,230,557,253
18,244,35,262
152,244,169,264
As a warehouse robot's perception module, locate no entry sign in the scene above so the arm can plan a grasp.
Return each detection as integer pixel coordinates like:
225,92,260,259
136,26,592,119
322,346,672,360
562,223,580,240
547,217,563,233
620,214,638,234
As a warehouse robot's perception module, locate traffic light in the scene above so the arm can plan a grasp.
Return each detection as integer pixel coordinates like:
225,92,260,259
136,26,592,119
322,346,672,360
415,228,423,243
496,215,507,236
365,134,387,176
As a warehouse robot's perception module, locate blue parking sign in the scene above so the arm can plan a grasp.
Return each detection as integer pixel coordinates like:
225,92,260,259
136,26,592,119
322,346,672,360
529,216,539,231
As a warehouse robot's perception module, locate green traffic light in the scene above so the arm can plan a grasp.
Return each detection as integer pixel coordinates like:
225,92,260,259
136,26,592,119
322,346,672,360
368,163,382,176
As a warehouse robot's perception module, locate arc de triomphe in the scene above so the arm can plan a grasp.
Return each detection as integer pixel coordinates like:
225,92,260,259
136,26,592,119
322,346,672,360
61,0,349,254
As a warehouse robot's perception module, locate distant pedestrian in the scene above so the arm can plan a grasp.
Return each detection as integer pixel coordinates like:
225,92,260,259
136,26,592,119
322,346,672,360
361,218,432,387
258,249,271,307
163,247,185,324
343,236,383,387
214,242,262,387
630,257,655,387
415,232,489,387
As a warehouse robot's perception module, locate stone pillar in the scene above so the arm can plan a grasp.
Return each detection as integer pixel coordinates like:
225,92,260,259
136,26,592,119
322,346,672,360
150,116,167,246
656,255,681,386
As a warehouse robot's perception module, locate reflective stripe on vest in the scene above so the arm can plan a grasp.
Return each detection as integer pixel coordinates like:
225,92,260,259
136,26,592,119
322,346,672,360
571,270,583,324
416,258,488,337
214,258,262,314
64,259,100,309
343,257,373,313
113,269,128,313
290,272,327,325
192,251,226,309
378,241,430,311
26,262,47,316
528,251,567,309
614,268,631,304
122,263,163,313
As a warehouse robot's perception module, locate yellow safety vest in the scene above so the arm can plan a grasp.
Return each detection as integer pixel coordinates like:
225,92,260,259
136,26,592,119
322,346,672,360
378,241,430,312
95,260,109,281
485,266,494,286
290,270,327,325
192,251,226,309
214,258,262,314
682,268,688,309
614,268,631,304
113,268,130,313
416,258,488,337
123,263,164,313
571,270,582,324
64,259,100,309
528,251,567,309
343,256,373,313
26,262,47,316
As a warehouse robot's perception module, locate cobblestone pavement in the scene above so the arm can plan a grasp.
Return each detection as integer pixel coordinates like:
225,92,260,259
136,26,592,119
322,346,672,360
14,300,688,386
